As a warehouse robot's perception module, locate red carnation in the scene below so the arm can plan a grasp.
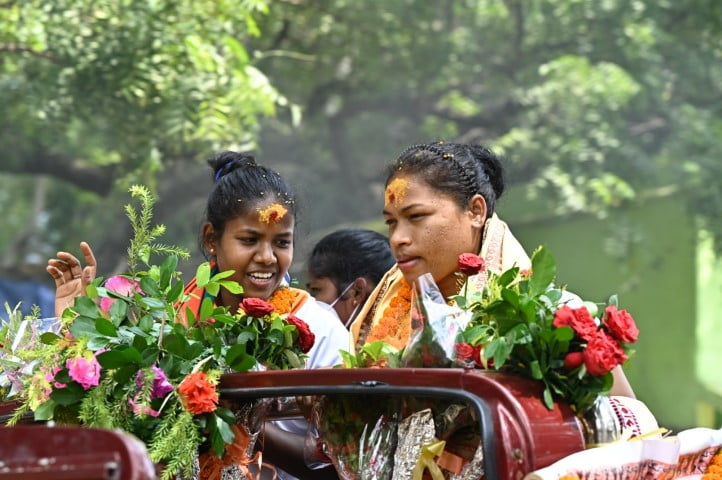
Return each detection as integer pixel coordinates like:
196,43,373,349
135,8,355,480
458,253,485,276
286,315,315,353
583,331,627,376
454,342,474,362
240,298,275,317
564,351,584,369
553,305,598,341
178,371,218,415
603,305,639,344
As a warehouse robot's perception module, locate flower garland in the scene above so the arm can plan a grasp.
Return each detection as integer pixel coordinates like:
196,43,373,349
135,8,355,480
703,450,722,480
366,279,412,350
267,287,299,315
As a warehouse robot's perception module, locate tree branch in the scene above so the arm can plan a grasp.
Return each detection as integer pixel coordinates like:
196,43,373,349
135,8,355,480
2,149,116,196
0,44,61,64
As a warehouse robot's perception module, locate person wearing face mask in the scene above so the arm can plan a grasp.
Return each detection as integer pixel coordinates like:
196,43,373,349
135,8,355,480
306,229,395,329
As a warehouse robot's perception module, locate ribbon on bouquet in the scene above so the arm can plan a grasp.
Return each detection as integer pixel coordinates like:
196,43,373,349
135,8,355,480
412,439,447,480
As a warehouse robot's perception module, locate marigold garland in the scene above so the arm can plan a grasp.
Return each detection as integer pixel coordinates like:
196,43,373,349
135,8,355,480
268,287,299,315
366,279,412,350
703,452,722,480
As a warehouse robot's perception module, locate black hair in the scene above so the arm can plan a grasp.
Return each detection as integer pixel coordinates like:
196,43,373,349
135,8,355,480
386,142,505,218
307,229,395,292
201,151,297,252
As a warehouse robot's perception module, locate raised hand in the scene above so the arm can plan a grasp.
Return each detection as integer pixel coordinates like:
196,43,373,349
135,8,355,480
46,241,97,318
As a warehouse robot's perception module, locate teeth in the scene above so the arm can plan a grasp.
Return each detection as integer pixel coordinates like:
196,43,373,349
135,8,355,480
249,272,273,279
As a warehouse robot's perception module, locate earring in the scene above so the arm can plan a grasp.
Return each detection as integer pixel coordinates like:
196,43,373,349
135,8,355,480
352,299,358,307
210,248,215,254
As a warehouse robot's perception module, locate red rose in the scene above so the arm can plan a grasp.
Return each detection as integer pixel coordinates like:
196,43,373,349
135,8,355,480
553,305,598,341
286,315,315,353
454,342,474,361
583,331,627,376
240,298,275,317
471,344,491,368
458,253,485,276
603,305,639,344
178,371,219,415
564,351,584,369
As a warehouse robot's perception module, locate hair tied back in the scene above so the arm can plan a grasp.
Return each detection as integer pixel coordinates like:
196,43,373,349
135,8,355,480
212,153,257,183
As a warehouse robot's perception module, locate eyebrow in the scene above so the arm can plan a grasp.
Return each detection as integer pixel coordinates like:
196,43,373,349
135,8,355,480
382,203,426,216
237,228,293,237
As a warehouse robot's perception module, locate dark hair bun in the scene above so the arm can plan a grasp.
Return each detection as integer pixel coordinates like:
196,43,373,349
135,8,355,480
469,145,504,199
209,151,257,183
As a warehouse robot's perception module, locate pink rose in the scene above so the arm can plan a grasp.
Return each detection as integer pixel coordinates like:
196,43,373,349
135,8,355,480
66,355,102,390
553,305,598,341
240,298,276,317
458,253,485,276
45,365,66,389
101,275,142,312
583,331,627,376
603,305,639,344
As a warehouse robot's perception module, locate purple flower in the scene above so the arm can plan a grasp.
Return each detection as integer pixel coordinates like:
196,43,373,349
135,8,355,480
135,365,173,399
66,355,101,390
100,275,142,312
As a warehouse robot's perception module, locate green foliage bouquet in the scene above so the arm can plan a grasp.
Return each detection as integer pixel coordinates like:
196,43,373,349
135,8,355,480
2,186,313,479
453,246,639,412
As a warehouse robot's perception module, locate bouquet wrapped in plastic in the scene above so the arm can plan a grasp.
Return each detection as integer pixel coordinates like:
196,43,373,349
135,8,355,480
312,394,400,480
400,273,471,368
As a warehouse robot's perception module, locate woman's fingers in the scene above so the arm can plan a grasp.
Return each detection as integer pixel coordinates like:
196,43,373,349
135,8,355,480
46,242,97,285
46,264,65,286
79,242,97,285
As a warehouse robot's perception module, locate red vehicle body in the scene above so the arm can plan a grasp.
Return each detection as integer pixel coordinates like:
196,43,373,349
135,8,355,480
0,368,586,479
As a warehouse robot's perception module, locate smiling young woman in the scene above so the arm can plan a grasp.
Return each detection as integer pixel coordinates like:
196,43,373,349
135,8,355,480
47,151,350,480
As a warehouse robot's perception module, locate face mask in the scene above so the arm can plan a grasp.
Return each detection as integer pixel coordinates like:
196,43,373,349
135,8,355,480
325,282,361,328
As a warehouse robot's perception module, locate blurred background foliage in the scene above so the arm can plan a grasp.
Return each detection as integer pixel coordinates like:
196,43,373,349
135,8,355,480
0,0,720,276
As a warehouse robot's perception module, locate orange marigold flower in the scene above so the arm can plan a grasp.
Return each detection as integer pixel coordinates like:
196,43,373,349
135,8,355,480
702,474,722,480
367,280,412,350
712,454,722,466
558,475,581,480
708,465,722,474
268,288,298,315
178,371,218,415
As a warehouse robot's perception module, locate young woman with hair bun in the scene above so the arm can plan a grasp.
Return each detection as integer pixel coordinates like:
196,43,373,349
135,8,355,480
350,141,635,398
47,151,347,480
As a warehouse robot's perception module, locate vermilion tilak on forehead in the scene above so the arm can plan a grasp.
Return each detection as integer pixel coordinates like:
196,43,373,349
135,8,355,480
257,203,288,224
385,178,409,207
